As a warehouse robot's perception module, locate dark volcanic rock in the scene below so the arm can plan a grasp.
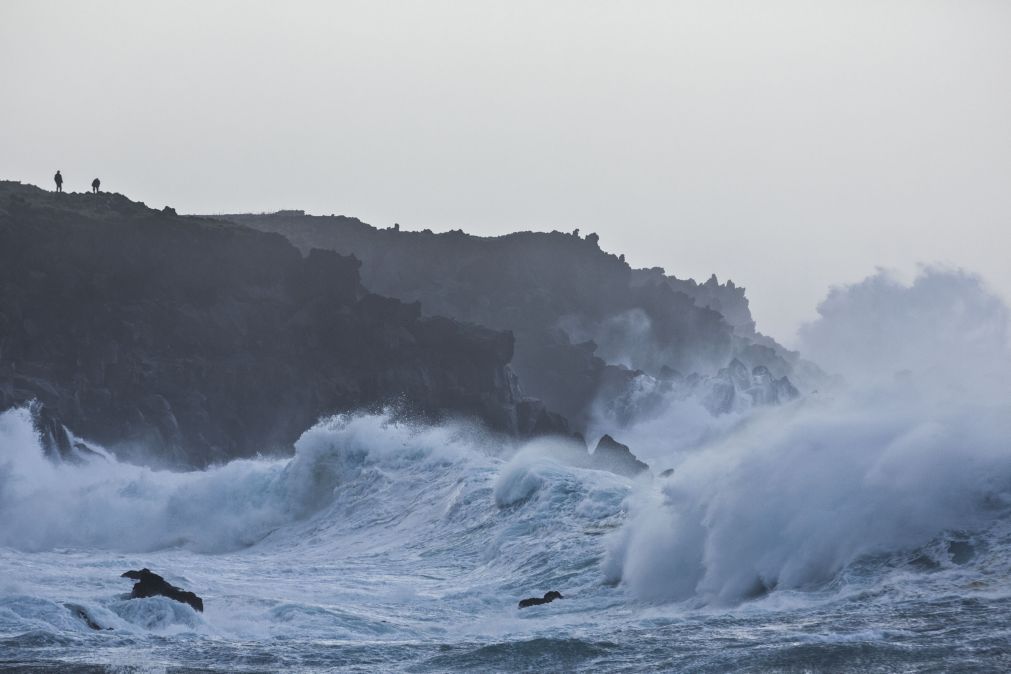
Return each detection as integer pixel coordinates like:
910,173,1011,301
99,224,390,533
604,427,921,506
121,569,203,612
0,182,567,465
531,433,649,479
518,590,563,609
29,401,106,463
590,434,649,477
65,603,108,630
700,359,801,415
217,211,813,431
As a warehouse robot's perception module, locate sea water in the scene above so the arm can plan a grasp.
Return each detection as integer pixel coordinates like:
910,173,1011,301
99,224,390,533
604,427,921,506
4,268,1011,672
2,398,1011,673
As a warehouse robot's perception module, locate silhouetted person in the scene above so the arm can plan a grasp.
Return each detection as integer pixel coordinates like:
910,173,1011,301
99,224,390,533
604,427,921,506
91,178,100,193
54,170,63,193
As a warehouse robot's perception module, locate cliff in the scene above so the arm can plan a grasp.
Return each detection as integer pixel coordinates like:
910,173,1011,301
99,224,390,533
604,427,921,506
0,182,566,466
219,212,805,428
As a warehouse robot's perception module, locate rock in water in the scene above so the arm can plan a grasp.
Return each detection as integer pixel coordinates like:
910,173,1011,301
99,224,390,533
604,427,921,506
121,569,204,612
64,603,107,630
28,402,105,464
701,359,801,415
590,435,649,477
518,591,564,609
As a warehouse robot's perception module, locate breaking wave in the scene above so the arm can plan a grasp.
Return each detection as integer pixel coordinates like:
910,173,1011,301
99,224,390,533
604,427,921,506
605,267,1011,604
0,410,500,553
1,266,1010,666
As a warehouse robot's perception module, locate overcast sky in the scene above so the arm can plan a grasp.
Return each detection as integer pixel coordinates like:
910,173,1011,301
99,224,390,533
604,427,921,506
2,1,1009,344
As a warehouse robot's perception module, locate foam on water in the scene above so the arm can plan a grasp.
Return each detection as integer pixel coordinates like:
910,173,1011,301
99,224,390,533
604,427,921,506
605,388,1011,605
0,407,635,665
3,267,1011,671
604,268,1011,606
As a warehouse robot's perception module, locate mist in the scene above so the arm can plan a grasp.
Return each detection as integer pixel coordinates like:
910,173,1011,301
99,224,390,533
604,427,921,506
3,2,1011,669
798,267,1011,387
605,267,1011,605
2,0,1010,341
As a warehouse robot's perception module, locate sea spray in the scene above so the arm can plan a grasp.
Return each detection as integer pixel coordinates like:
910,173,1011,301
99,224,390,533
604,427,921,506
605,268,1011,604
4,270,1011,668
0,406,634,664
0,410,493,553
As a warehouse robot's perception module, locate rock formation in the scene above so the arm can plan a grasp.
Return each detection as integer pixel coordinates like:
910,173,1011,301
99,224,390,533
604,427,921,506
699,359,801,415
589,434,649,477
65,603,108,631
0,182,566,466
218,211,812,430
121,569,203,612
518,590,563,609
597,357,802,427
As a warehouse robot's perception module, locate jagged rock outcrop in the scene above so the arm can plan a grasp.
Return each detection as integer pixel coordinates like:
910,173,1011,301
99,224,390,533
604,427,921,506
65,603,108,631
700,359,800,415
121,569,203,612
29,401,106,463
589,434,649,477
598,357,802,426
218,211,810,429
0,182,567,466
631,268,757,335
518,591,563,609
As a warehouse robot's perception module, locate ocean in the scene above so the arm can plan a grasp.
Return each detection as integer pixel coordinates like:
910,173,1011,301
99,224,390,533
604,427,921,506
2,381,1011,672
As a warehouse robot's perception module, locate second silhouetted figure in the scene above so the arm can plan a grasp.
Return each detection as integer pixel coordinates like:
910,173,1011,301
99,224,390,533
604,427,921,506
92,178,101,194
54,170,63,192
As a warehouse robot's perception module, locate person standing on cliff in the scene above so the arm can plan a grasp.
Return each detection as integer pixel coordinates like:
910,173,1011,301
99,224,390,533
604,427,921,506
91,178,100,194
54,170,63,193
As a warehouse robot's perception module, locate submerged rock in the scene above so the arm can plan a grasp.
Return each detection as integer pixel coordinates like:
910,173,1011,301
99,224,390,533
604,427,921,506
65,603,108,630
121,569,204,612
518,590,563,609
701,359,800,415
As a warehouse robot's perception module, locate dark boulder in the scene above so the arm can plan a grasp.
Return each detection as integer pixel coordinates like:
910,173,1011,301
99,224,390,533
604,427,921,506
590,434,649,477
518,590,563,609
65,603,108,630
29,401,105,463
121,568,204,612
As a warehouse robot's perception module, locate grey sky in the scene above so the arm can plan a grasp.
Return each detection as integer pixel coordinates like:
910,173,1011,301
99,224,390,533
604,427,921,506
2,0,1009,344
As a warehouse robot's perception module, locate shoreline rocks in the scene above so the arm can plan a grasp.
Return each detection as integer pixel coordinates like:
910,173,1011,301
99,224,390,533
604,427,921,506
518,591,563,609
121,569,203,613
0,181,568,466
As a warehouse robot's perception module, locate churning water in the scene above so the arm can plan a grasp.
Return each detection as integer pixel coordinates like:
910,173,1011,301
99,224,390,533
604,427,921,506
3,268,1011,672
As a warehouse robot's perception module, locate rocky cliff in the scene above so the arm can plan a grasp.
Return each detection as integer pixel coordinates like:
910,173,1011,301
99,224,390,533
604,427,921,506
0,183,566,466
219,212,808,429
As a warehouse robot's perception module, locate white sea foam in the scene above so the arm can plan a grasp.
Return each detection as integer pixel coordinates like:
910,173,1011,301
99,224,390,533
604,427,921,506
0,410,494,553
3,268,1011,672
605,268,1011,604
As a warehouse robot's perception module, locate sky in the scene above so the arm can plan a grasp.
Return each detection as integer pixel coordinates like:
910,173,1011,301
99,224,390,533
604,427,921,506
1,0,1009,344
